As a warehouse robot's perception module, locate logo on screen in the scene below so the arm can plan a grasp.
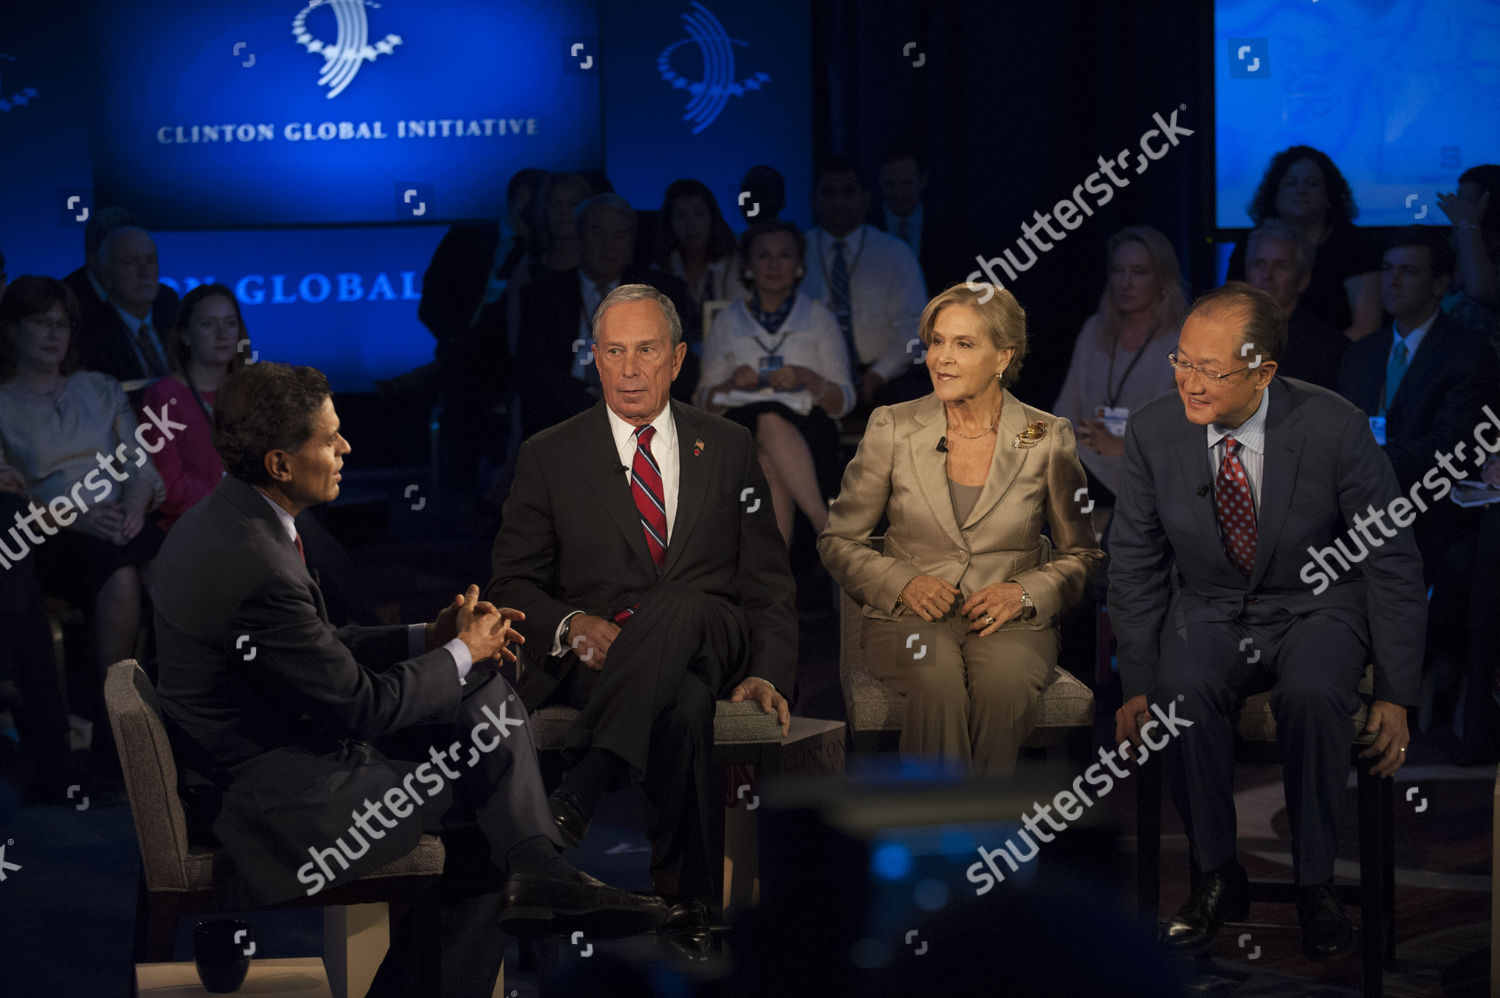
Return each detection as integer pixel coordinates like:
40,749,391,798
657,2,769,134
292,0,403,100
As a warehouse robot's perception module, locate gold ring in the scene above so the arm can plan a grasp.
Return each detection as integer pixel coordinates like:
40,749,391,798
1399,747,1406,753
983,614,996,626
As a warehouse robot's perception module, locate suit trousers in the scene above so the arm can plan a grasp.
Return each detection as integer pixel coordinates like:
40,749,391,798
1152,603,1366,885
553,582,749,903
368,667,561,998
862,615,1056,777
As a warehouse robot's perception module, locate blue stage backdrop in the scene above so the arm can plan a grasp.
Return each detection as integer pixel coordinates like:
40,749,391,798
86,0,602,228
600,0,812,231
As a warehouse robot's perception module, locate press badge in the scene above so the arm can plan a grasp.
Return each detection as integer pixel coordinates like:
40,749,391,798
1368,416,1387,446
1096,405,1130,437
758,354,784,384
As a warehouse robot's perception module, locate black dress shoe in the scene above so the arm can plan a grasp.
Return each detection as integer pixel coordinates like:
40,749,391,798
548,787,590,848
1160,861,1250,955
1298,883,1355,962
499,867,667,939
657,900,715,962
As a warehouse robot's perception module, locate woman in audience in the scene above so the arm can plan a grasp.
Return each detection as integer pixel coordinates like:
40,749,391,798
528,171,594,278
657,179,741,315
1227,145,1381,340
1053,225,1184,519
820,282,1103,777
1440,163,1500,356
0,276,164,759
697,220,853,544
141,283,249,532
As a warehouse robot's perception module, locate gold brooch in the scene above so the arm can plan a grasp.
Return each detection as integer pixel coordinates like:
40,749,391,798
1013,420,1047,448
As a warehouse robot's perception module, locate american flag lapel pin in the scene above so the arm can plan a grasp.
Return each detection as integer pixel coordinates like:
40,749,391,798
693,438,705,456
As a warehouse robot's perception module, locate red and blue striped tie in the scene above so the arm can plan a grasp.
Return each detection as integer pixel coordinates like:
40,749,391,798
631,425,668,568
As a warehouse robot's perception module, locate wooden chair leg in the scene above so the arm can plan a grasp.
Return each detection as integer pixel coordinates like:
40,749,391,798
1357,765,1385,998
1136,752,1162,927
137,879,182,963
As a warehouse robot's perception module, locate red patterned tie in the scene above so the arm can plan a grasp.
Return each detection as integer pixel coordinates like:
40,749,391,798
294,533,306,563
630,426,668,568
1214,437,1257,576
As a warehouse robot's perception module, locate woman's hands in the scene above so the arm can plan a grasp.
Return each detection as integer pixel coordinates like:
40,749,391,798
766,364,822,393
899,575,961,621
0,462,27,495
960,583,1024,636
729,365,760,389
1075,419,1124,457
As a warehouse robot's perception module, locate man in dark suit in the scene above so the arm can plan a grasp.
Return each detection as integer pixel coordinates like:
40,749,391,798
501,194,697,439
488,284,796,959
1110,283,1425,962
75,225,180,383
874,148,971,298
152,363,665,996
61,205,137,309
1243,219,1347,392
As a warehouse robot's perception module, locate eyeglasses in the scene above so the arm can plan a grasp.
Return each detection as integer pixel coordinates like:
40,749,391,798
1166,352,1253,383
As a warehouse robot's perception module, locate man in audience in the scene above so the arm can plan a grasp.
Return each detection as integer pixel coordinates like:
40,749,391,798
1243,219,1347,392
76,225,179,382
510,194,694,439
61,205,139,309
488,285,796,961
737,164,786,224
1111,283,1424,962
874,148,970,297
799,157,927,407
153,363,666,996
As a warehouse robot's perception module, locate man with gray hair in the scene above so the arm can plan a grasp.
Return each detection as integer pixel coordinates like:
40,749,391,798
489,283,797,960
76,223,180,382
513,194,696,438
1242,219,1346,391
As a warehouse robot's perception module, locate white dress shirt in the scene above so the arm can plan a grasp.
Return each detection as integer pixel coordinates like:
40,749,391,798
1205,386,1270,511
798,223,927,381
111,300,170,378
257,492,472,681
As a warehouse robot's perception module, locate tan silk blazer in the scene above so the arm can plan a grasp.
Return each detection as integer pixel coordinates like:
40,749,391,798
819,391,1104,625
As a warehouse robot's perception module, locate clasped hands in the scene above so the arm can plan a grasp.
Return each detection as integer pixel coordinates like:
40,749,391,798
428,584,525,665
729,364,826,395
899,575,1023,636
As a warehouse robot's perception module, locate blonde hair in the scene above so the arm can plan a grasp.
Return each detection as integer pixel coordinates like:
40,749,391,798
918,282,1027,389
1095,225,1187,346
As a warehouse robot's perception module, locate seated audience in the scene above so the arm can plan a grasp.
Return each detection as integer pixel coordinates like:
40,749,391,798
489,285,795,961
697,221,853,544
1439,163,1500,356
153,362,667,995
0,276,165,763
61,205,138,310
657,179,741,314
1111,283,1423,963
799,157,928,407
819,282,1102,776
1242,219,1347,391
1053,225,1184,516
514,194,694,439
1226,145,1381,340
76,224,180,383
874,148,971,296
737,164,787,225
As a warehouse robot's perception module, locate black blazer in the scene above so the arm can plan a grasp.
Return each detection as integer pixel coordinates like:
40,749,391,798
1337,311,1500,487
1279,307,1347,393
486,401,797,709
418,221,528,346
1109,378,1427,706
153,476,462,904
874,209,972,298
76,287,181,383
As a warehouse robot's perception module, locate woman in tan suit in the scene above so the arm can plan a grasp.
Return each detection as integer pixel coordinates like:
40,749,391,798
819,282,1103,776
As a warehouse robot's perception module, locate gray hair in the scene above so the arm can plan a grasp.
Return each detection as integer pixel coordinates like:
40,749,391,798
594,283,683,345
97,225,154,269
1246,219,1313,279
575,192,637,231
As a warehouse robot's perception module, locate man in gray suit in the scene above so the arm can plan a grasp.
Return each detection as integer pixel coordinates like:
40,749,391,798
1109,283,1425,962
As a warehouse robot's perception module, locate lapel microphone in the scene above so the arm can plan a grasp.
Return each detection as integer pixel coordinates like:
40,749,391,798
936,436,948,453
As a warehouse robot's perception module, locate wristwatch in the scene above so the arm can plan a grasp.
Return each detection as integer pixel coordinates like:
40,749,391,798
1018,588,1036,621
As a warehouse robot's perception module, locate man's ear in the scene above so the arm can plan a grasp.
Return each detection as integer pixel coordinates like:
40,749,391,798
263,448,292,485
670,340,688,381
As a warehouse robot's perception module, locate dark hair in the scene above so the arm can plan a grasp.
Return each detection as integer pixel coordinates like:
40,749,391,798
738,165,786,218
1188,282,1288,366
213,363,331,486
816,155,867,190
1459,164,1500,233
169,283,252,376
0,275,82,382
1385,225,1456,279
737,221,807,290
528,172,595,261
657,179,737,268
84,206,139,256
507,167,548,203
879,147,924,172
1247,145,1358,225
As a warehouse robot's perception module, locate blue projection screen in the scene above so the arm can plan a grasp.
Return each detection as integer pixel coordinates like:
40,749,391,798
86,0,602,228
1215,0,1500,229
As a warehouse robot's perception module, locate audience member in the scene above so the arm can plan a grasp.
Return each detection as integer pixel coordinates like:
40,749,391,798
0,276,165,768
513,194,694,439
1053,225,1184,516
800,157,927,407
1226,146,1381,340
488,284,796,961
76,225,180,383
1111,283,1424,963
1242,219,1347,391
874,148,970,296
528,172,595,279
61,205,138,309
697,221,853,543
656,179,741,315
1439,163,1500,356
820,282,1102,776
737,164,787,224
152,362,666,995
